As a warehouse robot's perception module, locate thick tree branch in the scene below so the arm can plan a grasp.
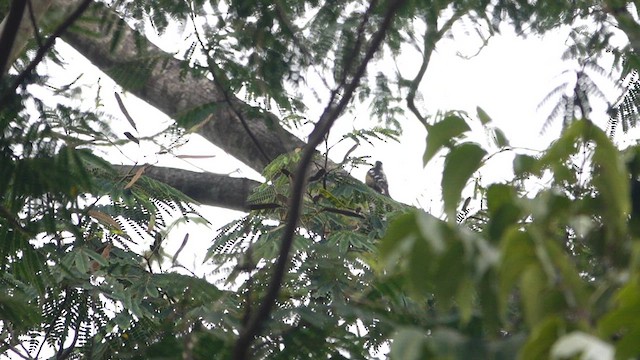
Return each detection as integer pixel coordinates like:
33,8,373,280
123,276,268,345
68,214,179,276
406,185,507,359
56,0,305,173
0,0,27,75
112,165,260,212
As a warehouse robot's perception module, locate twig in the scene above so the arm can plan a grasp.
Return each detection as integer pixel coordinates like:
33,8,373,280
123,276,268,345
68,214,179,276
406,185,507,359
231,0,407,358
26,0,43,48
338,0,378,85
187,2,272,165
55,293,86,359
406,9,464,127
36,287,71,359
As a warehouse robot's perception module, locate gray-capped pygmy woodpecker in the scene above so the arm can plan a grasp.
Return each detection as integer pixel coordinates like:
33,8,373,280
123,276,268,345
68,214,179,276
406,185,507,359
365,161,390,196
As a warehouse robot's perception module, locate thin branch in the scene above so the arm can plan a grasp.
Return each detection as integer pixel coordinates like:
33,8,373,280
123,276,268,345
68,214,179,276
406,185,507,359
55,296,84,360
4,0,92,97
1,325,34,360
338,0,378,85
231,0,407,358
26,0,44,48
406,13,438,127
187,2,272,165
36,287,71,359
406,9,464,127
0,0,27,76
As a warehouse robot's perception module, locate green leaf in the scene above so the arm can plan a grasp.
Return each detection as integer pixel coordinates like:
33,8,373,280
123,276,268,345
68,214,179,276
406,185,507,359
414,211,447,254
477,106,492,125
487,204,521,242
520,317,564,360
499,230,536,312
588,124,630,236
82,248,108,267
431,240,465,308
520,264,547,326
379,212,419,269
491,128,510,148
486,184,516,215
0,293,41,330
390,327,427,360
513,154,537,176
456,277,475,325
407,226,436,294
423,114,470,165
442,143,487,219
74,251,90,274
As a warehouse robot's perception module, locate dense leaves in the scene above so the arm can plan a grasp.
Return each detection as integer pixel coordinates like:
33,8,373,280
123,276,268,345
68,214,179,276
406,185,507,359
6,0,640,358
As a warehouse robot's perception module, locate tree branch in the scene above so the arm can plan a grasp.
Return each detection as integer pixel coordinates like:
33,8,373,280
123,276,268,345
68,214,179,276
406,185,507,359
56,0,305,173
112,165,260,212
0,0,27,75
232,0,407,358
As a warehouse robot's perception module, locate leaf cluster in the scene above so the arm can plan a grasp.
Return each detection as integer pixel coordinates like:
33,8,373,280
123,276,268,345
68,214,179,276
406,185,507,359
381,114,640,359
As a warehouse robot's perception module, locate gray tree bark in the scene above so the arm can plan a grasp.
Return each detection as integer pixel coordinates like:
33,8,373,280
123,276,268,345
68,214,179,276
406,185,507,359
45,0,312,210
112,165,261,212
2,0,350,211
58,0,305,174
0,0,53,73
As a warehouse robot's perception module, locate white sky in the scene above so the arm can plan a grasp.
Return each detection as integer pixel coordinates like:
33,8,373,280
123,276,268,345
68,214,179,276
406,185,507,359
36,14,629,277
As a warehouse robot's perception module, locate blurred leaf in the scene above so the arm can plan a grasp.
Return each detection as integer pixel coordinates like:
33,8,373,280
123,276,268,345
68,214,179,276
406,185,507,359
390,327,427,360
442,143,487,219
513,154,537,176
520,316,564,360
424,114,470,165
492,128,510,148
379,212,418,269
499,230,536,313
520,264,548,327
551,331,614,360
587,121,630,236
477,106,492,125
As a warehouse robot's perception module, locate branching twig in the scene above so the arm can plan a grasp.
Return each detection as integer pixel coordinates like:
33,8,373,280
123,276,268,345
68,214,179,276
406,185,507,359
231,0,407,358
338,0,378,85
406,9,464,127
4,0,93,97
406,12,437,127
187,2,272,165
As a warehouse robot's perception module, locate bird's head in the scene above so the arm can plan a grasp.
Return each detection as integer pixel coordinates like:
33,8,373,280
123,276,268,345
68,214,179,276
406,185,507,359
375,161,383,169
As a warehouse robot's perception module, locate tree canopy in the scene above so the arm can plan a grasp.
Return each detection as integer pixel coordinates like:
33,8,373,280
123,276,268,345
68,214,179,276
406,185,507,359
2,0,640,359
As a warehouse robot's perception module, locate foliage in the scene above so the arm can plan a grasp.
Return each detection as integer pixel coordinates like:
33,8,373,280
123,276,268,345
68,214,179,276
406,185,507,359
380,111,640,359
6,0,640,359
0,74,217,359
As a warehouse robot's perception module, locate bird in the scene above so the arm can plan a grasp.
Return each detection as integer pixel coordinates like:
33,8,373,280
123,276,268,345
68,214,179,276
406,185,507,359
365,161,390,196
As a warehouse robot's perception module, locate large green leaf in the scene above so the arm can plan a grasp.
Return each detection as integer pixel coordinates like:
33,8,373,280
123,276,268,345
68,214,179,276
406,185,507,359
520,317,564,360
442,143,487,219
423,114,471,165
499,230,536,314
390,327,428,360
587,122,630,237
